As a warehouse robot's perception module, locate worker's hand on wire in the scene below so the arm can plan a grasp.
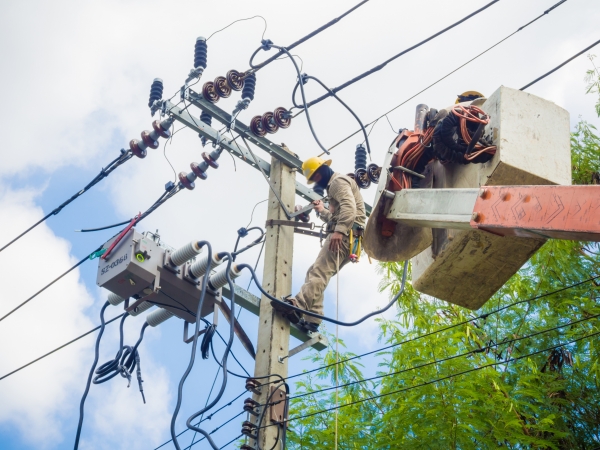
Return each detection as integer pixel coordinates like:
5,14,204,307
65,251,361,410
329,231,343,252
313,199,325,213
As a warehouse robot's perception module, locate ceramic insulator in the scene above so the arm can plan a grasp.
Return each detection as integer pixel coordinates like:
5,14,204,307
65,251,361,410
209,264,242,290
189,252,224,278
129,301,153,316
170,241,202,266
146,308,174,327
108,292,125,306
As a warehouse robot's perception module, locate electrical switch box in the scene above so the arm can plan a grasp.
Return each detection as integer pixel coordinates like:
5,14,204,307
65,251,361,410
96,228,220,322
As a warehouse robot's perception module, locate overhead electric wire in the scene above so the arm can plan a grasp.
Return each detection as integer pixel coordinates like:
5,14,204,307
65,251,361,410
240,261,409,326
257,273,600,388
154,391,247,450
248,0,370,72
520,37,600,90
255,330,600,429
301,0,500,110
284,312,600,402
0,248,101,324
0,312,125,381
325,0,568,153
0,185,180,324
0,151,133,253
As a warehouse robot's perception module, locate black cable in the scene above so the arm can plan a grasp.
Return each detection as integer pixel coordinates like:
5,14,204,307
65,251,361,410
170,241,214,450
295,73,371,156
76,220,131,233
213,329,252,377
520,37,600,90
186,254,239,450
255,381,289,450
0,247,102,323
91,316,149,403
232,226,265,261
248,0,370,72
279,330,600,425
154,391,247,450
238,260,408,327
284,312,600,403
257,273,600,390
325,0,567,153
0,312,126,381
303,0,500,109
74,301,110,449
271,44,330,154
1,151,133,253
0,185,180,324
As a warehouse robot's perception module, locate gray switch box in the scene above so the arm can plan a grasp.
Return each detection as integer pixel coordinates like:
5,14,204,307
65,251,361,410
96,228,220,322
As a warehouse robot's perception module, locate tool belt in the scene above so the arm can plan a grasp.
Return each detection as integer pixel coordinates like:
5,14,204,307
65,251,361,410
324,222,364,263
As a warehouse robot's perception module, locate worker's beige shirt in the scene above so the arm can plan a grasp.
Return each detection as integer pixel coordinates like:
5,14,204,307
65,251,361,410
319,173,366,235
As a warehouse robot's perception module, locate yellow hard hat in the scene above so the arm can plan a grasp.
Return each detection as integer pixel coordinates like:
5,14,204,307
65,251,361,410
302,156,332,184
456,91,484,104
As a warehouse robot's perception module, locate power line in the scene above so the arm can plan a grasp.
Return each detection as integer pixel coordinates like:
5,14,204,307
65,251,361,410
260,330,600,427
285,312,600,402
325,0,569,153
154,392,247,450
0,185,180,324
0,151,133,254
0,312,125,381
249,0,371,72
276,274,600,386
520,37,600,90
303,0,501,109
0,250,100,323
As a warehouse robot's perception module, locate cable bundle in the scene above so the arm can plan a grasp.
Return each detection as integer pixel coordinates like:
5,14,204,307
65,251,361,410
432,104,496,164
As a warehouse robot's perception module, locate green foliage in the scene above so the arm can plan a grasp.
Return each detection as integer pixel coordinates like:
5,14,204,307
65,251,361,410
585,55,600,118
286,67,600,449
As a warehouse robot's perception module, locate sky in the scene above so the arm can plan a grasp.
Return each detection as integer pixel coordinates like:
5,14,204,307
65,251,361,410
1,0,599,449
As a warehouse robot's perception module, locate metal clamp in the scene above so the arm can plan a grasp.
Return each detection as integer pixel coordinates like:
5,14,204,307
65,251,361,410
266,219,314,229
391,165,426,179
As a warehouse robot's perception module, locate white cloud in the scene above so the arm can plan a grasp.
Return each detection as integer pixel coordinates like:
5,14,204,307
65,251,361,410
3,0,600,446
0,184,94,447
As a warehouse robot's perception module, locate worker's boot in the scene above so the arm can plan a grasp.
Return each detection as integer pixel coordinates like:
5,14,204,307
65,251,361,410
299,319,320,334
270,296,304,324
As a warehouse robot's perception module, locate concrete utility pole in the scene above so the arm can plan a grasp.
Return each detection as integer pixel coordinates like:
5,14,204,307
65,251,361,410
251,151,296,449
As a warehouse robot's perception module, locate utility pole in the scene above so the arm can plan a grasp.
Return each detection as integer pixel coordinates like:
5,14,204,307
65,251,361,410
251,151,296,449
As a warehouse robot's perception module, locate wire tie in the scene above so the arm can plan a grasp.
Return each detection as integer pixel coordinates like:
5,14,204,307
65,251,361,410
89,248,107,260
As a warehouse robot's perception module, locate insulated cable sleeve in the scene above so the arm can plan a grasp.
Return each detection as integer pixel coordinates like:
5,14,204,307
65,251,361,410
304,0,500,109
74,301,110,450
248,0,370,71
170,241,214,450
76,220,132,233
185,255,239,450
93,313,130,384
271,45,330,154
237,260,408,327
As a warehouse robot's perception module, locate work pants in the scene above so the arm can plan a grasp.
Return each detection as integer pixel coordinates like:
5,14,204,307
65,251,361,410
295,234,351,325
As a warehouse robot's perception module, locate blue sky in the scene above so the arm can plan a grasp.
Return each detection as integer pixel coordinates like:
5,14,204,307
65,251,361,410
1,0,600,449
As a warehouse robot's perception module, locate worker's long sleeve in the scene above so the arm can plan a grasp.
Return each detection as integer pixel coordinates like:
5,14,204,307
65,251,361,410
319,209,332,223
329,178,356,235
